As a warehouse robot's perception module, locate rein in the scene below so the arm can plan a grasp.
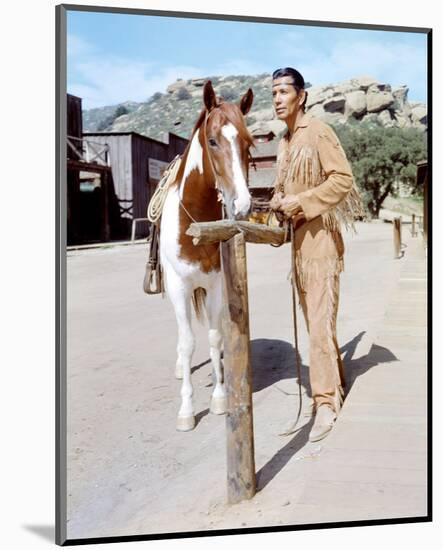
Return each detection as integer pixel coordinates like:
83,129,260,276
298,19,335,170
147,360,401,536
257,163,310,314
278,220,303,436
267,184,303,435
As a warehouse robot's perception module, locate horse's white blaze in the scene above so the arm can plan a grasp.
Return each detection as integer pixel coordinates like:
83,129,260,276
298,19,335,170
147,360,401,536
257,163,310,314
221,123,251,216
179,130,203,199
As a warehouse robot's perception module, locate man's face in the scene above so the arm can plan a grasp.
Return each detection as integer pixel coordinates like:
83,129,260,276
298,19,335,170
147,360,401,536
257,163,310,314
272,76,304,122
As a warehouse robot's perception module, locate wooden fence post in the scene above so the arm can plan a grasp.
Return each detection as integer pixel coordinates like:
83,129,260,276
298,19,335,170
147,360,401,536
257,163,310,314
221,232,256,504
393,217,402,258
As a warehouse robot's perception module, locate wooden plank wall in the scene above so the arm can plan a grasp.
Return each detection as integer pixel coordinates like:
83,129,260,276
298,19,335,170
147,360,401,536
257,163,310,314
131,135,168,220
67,94,83,160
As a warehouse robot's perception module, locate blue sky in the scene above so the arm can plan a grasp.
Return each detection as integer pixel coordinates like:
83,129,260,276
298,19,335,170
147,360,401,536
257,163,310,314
67,10,428,109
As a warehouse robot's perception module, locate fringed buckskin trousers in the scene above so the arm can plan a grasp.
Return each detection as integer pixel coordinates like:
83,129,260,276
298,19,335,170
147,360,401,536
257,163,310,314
274,113,365,414
294,244,346,413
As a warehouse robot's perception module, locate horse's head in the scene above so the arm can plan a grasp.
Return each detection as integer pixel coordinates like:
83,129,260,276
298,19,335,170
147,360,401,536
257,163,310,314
202,81,254,220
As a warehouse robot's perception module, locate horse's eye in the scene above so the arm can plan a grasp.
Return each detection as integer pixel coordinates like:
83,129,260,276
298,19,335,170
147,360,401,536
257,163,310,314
208,138,218,147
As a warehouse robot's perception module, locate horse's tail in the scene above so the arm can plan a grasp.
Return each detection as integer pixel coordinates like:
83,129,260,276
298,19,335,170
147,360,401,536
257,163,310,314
191,287,207,323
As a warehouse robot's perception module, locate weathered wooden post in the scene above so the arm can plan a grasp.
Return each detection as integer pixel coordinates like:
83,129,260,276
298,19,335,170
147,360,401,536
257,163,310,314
101,171,111,242
186,220,285,504
221,232,256,503
393,216,402,258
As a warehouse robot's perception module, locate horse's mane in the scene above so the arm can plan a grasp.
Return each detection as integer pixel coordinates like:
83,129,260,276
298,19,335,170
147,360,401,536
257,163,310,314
174,99,254,186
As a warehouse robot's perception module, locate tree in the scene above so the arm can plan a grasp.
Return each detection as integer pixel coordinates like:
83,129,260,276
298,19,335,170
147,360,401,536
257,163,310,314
333,122,427,218
219,86,237,101
176,87,191,100
97,114,115,132
115,105,129,117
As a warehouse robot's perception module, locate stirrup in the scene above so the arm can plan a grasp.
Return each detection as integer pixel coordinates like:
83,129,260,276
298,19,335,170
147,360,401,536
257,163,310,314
143,262,164,295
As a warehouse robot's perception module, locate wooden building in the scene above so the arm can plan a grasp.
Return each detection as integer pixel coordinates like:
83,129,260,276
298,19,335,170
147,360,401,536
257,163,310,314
83,131,187,239
67,94,114,245
66,93,188,245
248,131,279,213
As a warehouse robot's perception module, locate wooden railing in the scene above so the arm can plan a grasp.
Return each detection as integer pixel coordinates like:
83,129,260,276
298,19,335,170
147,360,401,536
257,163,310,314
67,135,110,166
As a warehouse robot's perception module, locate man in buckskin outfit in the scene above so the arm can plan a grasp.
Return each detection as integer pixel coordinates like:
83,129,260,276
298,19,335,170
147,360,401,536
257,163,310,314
270,67,364,442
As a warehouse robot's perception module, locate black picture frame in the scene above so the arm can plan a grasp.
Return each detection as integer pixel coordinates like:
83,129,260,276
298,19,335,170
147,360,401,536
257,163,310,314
56,4,432,546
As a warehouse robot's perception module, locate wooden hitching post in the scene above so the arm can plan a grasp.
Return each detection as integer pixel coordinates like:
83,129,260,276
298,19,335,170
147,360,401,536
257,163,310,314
221,232,256,503
186,220,285,504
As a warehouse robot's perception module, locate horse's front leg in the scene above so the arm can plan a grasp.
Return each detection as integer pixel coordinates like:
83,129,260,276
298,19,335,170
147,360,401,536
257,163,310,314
206,276,226,415
167,275,196,431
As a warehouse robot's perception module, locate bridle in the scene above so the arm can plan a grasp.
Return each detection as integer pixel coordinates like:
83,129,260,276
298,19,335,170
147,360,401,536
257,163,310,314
179,106,254,223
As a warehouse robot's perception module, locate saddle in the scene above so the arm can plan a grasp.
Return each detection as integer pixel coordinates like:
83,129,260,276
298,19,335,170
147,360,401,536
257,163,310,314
143,155,182,296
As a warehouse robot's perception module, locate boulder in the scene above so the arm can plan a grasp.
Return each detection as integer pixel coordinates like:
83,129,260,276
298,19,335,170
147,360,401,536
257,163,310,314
265,119,286,136
368,83,392,93
333,79,360,95
307,103,326,118
248,119,285,137
378,109,395,127
345,90,367,117
366,87,395,113
305,86,334,108
411,104,427,125
190,78,206,87
392,86,409,110
166,79,186,94
394,113,412,128
354,76,379,91
323,94,346,113
254,108,275,122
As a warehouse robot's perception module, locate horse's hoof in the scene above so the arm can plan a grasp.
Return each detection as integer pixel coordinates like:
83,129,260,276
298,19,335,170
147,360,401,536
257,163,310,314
176,415,196,431
210,396,227,415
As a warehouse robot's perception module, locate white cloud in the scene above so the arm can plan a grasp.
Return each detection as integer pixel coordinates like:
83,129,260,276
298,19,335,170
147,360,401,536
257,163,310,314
273,31,427,101
68,34,204,108
69,56,205,108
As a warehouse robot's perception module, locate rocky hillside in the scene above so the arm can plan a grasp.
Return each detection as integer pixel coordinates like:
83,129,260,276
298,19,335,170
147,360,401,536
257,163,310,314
82,74,427,142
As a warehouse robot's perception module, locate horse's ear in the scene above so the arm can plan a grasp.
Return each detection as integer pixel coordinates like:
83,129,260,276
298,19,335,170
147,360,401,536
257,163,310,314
239,88,253,115
203,81,217,112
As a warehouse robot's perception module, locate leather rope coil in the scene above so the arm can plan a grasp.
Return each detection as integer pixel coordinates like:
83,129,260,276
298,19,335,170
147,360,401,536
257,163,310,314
147,155,182,223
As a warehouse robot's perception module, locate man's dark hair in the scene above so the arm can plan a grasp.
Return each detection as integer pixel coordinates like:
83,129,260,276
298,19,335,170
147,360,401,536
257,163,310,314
272,67,305,89
272,67,308,110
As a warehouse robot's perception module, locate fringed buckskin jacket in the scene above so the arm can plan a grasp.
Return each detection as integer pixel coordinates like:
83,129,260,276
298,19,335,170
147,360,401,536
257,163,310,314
274,113,365,291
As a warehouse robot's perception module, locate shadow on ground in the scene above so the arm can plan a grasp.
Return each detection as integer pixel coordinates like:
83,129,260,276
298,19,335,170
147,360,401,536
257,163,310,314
256,417,314,491
251,338,310,394
250,333,398,396
250,332,398,490
340,331,399,393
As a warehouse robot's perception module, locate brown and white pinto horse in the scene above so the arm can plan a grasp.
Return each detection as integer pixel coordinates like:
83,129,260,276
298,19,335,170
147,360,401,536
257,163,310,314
160,81,254,431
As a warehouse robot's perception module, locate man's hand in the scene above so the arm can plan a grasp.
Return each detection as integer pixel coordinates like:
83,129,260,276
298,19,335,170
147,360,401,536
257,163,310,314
269,191,284,212
270,192,304,222
279,194,303,218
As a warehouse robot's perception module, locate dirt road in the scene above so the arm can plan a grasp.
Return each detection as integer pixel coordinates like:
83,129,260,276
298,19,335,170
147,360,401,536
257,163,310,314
66,220,416,540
